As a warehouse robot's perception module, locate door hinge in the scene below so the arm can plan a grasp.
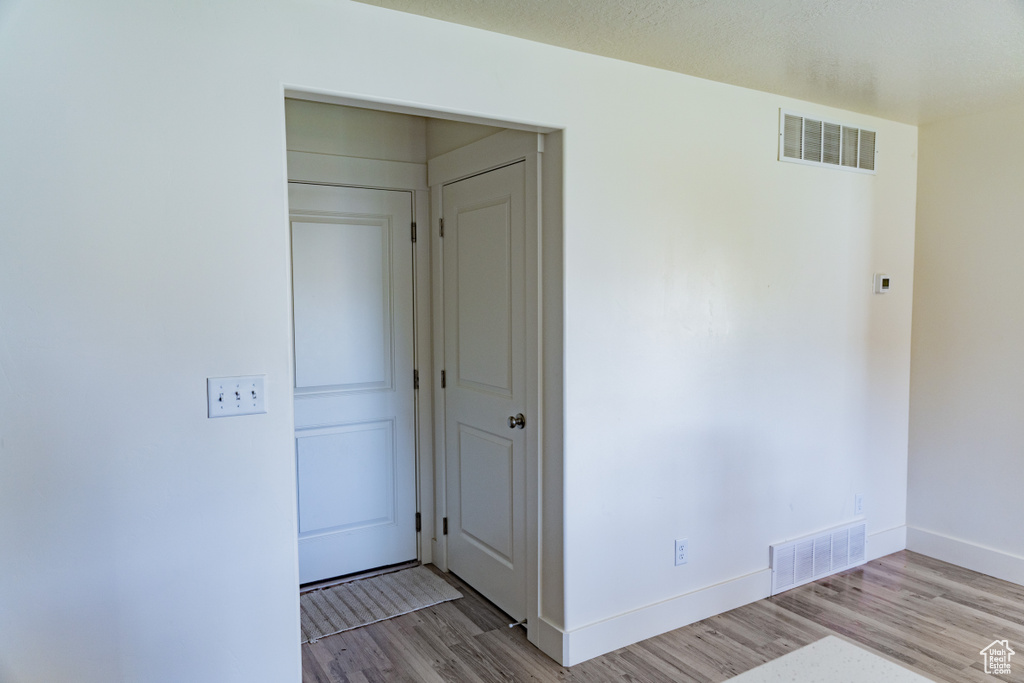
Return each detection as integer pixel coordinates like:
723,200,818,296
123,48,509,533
441,370,446,388
439,217,444,238
411,221,417,243
415,512,421,532
442,517,448,535
413,369,419,390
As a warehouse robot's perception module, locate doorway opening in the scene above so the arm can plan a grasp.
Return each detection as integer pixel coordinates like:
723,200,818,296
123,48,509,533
282,92,564,652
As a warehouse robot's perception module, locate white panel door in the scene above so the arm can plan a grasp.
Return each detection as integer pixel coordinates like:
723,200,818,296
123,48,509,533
289,182,417,585
443,162,527,621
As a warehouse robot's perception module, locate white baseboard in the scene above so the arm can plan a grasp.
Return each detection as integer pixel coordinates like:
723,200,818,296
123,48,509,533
907,526,1024,586
561,569,771,666
530,616,568,665
550,525,908,667
867,525,907,561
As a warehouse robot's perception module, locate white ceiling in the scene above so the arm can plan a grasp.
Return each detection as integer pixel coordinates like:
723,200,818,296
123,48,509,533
356,0,1024,125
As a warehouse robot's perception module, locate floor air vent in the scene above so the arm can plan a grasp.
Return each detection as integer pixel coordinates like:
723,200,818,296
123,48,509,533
769,521,867,596
780,110,876,174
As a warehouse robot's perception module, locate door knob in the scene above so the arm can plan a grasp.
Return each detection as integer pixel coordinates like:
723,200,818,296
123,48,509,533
508,413,526,429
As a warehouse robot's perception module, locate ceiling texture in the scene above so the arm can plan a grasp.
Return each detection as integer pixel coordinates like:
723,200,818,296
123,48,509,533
355,0,1024,125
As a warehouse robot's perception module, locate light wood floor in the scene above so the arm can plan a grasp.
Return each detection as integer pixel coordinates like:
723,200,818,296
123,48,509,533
301,551,1024,682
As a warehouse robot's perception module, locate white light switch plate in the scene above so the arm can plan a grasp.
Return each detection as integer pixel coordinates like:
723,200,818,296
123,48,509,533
208,376,266,418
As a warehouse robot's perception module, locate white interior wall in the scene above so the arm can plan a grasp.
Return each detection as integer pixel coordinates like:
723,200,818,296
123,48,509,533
907,102,1024,584
558,91,916,662
0,1,917,680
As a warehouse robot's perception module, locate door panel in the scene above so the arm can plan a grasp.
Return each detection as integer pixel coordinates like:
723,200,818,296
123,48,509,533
291,218,392,391
444,162,527,621
289,183,417,585
458,425,514,564
455,199,512,395
296,421,395,534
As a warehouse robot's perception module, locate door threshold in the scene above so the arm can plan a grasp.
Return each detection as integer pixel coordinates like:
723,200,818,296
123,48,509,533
299,560,420,595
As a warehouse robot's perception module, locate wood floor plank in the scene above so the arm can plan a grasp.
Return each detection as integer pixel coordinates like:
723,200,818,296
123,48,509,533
812,578,978,659
408,602,487,647
301,649,333,683
302,551,1024,682
634,638,718,682
467,627,569,681
879,553,1024,606
438,572,512,634
361,617,455,683
381,612,487,683
314,625,395,677
846,577,1021,665
777,583,977,675
610,646,702,682
641,626,757,681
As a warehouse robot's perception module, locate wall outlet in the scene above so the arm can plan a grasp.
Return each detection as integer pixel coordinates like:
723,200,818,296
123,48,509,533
873,273,891,294
208,375,266,418
854,493,864,516
674,538,688,566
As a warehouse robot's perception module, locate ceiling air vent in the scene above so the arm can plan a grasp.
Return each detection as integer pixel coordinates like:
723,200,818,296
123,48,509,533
780,110,876,174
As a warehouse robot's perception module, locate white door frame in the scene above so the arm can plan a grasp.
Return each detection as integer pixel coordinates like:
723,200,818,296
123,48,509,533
286,150,436,566
427,130,544,641
282,93,564,659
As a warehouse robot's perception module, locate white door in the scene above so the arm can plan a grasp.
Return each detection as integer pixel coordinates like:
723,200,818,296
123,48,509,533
443,162,527,621
289,182,417,585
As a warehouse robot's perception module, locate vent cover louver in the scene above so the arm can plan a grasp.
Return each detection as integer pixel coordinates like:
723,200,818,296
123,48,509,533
780,110,876,174
769,520,867,596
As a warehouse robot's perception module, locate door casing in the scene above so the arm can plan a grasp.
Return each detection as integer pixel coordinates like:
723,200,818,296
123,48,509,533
283,93,559,656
